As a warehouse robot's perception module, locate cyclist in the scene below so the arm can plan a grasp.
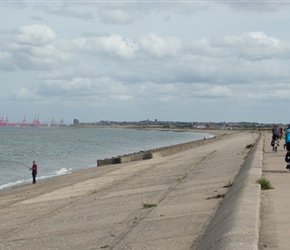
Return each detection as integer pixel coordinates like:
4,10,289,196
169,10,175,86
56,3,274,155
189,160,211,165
285,124,290,169
272,124,280,151
285,124,290,151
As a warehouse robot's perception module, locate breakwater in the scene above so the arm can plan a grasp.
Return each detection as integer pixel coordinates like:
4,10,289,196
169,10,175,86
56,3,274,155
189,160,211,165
97,134,223,166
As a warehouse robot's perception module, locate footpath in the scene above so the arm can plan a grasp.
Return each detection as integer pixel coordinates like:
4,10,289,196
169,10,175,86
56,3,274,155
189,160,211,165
259,133,290,250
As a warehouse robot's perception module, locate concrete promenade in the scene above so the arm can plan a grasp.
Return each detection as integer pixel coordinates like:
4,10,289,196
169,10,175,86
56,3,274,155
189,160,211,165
259,133,290,250
0,130,265,250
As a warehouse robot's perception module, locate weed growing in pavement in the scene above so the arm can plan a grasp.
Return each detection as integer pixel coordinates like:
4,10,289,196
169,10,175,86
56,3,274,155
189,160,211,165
256,178,274,190
246,143,255,149
143,203,157,208
223,180,233,188
206,193,226,200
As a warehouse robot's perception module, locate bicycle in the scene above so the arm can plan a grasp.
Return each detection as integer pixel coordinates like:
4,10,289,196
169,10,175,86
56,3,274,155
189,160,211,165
272,139,279,153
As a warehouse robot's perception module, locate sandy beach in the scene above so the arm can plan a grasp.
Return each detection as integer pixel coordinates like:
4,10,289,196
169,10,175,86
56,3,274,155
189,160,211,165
0,130,259,250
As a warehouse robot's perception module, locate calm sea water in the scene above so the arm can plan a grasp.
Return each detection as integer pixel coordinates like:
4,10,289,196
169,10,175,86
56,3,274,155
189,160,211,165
0,127,212,190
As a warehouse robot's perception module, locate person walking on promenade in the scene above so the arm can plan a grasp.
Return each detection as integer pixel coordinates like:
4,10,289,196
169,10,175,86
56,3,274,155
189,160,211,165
30,160,37,184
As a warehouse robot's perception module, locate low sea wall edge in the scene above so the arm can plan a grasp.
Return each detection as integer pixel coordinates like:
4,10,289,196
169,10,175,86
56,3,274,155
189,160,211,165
97,134,224,167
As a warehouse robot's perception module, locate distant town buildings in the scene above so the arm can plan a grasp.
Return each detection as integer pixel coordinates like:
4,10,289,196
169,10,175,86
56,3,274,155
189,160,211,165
75,119,280,130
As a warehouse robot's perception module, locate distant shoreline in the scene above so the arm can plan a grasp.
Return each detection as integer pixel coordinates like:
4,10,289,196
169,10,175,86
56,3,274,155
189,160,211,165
69,124,234,135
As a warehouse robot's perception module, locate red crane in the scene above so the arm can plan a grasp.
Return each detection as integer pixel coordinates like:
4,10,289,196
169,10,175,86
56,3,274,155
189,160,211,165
4,114,9,126
0,113,3,126
51,118,55,127
32,114,41,127
22,114,27,127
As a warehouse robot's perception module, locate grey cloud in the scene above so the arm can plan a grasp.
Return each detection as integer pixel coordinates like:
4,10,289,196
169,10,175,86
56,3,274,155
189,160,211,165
2,2,93,20
34,76,129,98
2,1,210,24
0,51,16,71
12,87,38,101
73,35,138,59
0,25,70,71
9,45,69,71
138,33,182,58
222,1,290,12
31,2,94,20
12,25,57,46
224,32,290,60
97,2,209,24
99,9,137,24
190,32,290,61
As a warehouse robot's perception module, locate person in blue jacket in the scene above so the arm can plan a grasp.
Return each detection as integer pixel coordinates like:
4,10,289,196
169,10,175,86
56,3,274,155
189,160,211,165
285,124,290,151
284,125,290,169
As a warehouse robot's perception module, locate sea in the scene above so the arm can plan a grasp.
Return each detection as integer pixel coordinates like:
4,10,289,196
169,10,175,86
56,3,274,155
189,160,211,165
0,127,213,190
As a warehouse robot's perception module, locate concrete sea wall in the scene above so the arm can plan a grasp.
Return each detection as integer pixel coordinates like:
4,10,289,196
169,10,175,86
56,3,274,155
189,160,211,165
97,134,224,167
196,133,262,250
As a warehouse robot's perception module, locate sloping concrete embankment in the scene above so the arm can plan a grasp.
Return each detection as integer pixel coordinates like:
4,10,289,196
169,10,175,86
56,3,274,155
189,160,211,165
97,135,224,166
196,134,263,250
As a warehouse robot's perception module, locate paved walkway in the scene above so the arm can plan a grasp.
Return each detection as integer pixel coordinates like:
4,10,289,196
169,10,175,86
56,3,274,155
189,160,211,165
0,131,258,250
259,133,290,250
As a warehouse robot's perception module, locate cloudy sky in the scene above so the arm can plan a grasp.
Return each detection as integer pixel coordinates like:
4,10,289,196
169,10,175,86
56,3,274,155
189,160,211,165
1,1,290,125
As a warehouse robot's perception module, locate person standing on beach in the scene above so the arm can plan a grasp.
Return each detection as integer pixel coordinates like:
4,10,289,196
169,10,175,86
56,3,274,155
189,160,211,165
30,160,37,184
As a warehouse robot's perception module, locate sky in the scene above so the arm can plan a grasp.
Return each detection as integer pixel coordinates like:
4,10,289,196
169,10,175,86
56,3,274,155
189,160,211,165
1,1,290,125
